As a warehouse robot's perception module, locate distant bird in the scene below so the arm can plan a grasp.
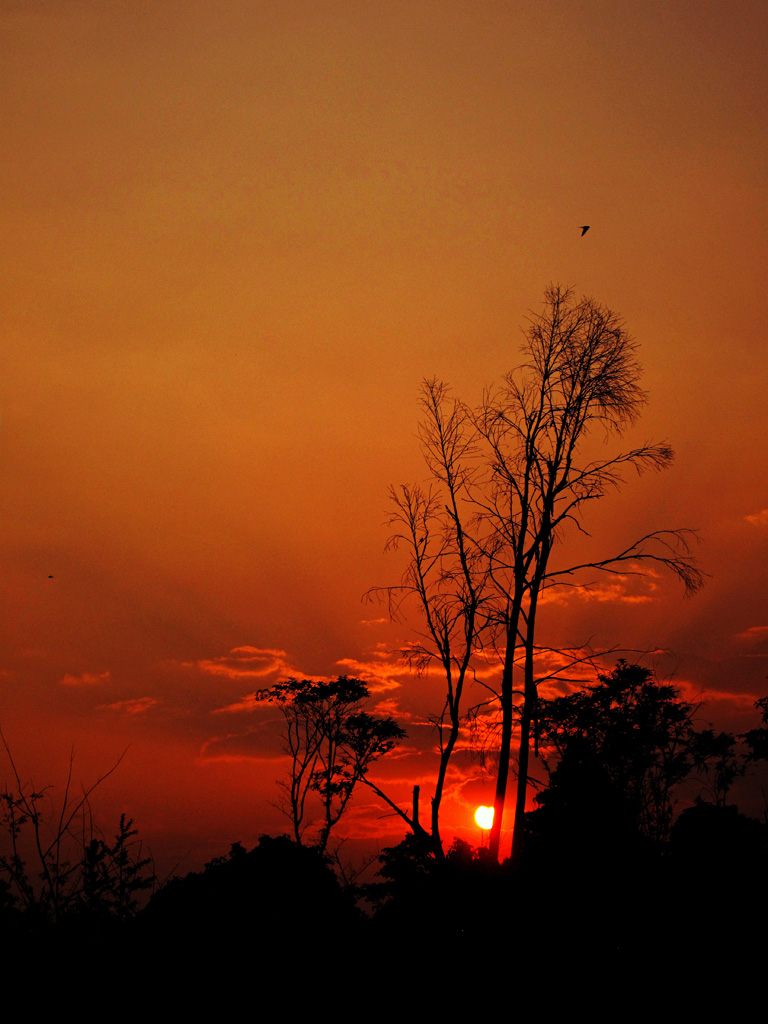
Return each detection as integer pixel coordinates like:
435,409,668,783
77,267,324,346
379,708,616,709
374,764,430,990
580,225,590,236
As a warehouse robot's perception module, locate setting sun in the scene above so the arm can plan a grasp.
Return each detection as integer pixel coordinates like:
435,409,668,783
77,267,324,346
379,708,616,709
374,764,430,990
475,806,494,830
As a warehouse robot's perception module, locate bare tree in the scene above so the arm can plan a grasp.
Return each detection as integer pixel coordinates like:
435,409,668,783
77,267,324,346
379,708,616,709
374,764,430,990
0,732,153,925
477,285,703,859
259,677,404,854
366,385,491,857
373,285,703,862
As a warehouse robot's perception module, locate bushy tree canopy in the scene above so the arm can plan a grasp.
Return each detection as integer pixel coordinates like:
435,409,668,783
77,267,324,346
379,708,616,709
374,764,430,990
258,676,404,852
534,661,702,844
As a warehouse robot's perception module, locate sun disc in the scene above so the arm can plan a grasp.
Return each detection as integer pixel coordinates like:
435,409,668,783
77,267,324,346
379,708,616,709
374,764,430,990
475,805,494,829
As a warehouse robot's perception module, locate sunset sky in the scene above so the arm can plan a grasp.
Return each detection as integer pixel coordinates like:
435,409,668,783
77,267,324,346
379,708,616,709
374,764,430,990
2,0,767,870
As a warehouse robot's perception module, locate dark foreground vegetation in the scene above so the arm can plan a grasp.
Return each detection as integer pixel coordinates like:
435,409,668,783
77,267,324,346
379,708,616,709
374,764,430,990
2,666,767,1006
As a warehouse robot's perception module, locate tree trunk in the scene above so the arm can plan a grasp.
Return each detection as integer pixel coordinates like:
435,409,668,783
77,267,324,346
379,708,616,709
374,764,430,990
489,610,521,861
510,682,533,865
510,578,542,864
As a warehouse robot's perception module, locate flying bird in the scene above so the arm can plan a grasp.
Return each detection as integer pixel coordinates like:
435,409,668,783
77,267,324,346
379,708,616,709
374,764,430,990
580,225,590,236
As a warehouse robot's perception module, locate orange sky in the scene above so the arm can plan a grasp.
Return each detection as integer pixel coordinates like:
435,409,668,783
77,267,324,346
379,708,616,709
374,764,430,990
1,0,767,870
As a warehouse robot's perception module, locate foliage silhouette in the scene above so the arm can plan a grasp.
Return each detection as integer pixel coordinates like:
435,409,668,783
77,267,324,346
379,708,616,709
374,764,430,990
145,834,356,932
366,833,501,951
534,661,704,845
77,814,153,923
666,800,768,967
743,695,768,762
140,834,362,985
690,727,745,806
670,800,766,868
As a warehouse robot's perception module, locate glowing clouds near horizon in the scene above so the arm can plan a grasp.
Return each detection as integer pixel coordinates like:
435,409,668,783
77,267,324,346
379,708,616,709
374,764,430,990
475,806,494,830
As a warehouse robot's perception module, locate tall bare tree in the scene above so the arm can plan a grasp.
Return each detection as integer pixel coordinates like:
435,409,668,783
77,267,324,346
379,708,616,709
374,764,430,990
374,285,703,862
367,385,490,856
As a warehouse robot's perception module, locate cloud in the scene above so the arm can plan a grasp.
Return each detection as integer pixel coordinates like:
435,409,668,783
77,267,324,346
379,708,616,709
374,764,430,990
737,625,768,641
213,692,267,714
735,625,768,657
60,670,110,687
367,698,434,732
334,654,414,692
202,646,330,713
97,697,159,715
541,574,657,606
371,697,404,718
197,732,282,763
683,686,758,709
204,644,422,714
745,509,768,527
188,646,324,684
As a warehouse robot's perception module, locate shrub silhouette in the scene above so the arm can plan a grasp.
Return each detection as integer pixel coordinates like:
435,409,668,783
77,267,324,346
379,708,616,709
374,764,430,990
140,834,361,977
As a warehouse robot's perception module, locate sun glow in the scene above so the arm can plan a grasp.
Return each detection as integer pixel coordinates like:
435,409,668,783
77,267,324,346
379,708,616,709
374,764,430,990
475,805,494,830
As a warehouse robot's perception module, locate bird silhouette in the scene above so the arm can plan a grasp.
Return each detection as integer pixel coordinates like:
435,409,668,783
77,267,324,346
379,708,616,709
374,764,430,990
580,225,590,236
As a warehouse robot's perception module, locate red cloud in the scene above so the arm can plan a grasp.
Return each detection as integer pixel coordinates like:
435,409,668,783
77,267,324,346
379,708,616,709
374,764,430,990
745,509,768,527
60,671,110,687
97,697,159,715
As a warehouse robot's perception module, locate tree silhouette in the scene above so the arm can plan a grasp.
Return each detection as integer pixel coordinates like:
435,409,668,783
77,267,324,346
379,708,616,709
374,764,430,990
0,735,152,931
258,676,404,853
78,814,153,923
140,835,362,988
144,834,357,938
743,695,768,762
373,286,703,860
534,661,704,844
367,386,490,855
366,832,500,955
690,727,744,806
